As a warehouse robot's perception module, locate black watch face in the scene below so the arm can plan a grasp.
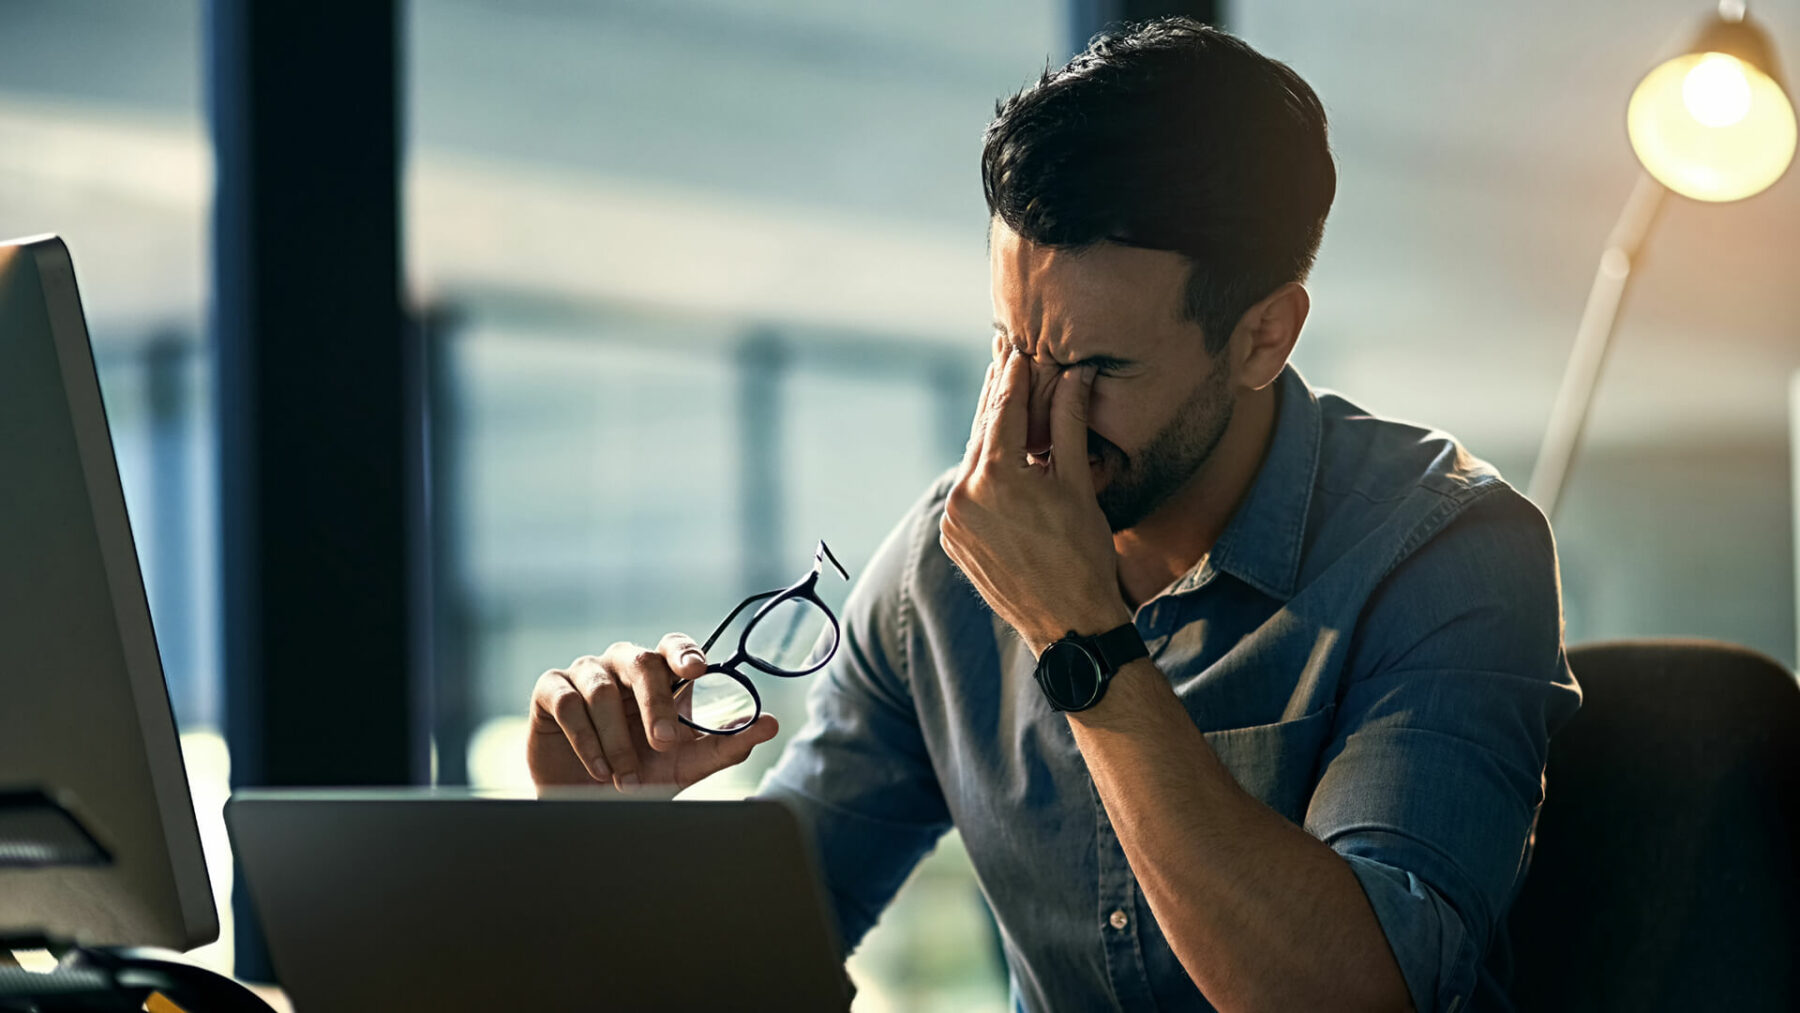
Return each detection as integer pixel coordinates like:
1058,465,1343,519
1038,640,1104,710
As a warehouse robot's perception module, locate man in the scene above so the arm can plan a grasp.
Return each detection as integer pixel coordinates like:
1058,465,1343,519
527,19,1580,1013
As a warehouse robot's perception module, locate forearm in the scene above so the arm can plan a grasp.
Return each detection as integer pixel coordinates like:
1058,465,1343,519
1067,659,1414,1013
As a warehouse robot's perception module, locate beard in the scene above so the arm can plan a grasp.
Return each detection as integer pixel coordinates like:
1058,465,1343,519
1089,365,1235,533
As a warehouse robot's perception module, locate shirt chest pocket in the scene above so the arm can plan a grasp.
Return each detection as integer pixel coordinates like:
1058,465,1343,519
1201,705,1336,825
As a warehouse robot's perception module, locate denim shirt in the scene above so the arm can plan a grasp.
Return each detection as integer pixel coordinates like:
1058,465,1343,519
758,364,1582,1013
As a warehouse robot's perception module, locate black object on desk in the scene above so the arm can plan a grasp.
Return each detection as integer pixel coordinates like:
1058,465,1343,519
0,789,273,1013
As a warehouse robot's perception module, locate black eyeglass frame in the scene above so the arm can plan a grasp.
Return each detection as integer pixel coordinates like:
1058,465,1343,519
671,540,850,735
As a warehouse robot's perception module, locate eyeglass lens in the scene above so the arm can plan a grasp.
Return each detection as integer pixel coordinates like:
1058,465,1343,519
685,672,759,733
743,596,838,674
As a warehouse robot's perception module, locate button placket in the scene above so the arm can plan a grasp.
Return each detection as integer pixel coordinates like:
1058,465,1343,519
1092,778,1155,1010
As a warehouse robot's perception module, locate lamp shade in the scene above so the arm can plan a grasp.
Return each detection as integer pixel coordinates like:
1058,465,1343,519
1627,10,1796,202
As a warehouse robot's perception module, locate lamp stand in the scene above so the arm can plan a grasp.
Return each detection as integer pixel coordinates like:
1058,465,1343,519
1527,172,1668,520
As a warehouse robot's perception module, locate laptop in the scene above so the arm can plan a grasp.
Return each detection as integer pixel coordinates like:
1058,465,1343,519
225,790,851,1012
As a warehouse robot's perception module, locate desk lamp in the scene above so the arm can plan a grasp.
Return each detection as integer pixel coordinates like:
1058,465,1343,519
1527,0,1795,519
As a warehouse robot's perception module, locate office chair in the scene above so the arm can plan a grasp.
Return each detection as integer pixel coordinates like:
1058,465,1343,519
1507,638,1800,1011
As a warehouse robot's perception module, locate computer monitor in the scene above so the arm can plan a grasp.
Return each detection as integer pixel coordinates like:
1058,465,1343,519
0,234,217,950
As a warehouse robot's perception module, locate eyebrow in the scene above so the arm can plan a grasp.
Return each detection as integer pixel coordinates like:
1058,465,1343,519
991,322,1138,370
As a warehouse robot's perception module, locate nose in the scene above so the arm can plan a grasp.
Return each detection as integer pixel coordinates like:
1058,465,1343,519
1024,359,1060,456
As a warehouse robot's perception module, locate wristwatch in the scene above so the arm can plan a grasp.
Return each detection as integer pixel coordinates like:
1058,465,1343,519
1033,623,1148,712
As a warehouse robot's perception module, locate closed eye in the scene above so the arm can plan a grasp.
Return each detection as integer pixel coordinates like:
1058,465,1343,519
1084,357,1136,378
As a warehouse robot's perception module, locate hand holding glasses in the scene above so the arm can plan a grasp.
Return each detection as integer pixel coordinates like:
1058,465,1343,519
673,540,851,734
526,540,852,794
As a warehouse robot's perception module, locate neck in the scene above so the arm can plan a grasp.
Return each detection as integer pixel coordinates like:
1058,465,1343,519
1112,381,1278,611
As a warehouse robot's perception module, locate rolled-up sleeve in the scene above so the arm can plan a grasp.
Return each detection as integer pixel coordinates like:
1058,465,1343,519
756,489,952,955
1305,488,1582,1012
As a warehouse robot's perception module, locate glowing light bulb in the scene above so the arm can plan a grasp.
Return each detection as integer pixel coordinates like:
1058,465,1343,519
1629,49,1797,201
1682,52,1753,126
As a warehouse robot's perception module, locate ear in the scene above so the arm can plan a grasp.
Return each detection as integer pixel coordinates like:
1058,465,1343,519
1225,281,1309,391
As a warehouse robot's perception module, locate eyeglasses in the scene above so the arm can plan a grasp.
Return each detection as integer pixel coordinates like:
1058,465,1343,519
671,540,850,735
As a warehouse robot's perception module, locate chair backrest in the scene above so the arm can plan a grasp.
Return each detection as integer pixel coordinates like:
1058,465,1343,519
1507,639,1800,1012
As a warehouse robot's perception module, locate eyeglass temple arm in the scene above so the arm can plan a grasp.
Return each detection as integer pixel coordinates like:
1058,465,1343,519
815,540,849,581
699,588,780,656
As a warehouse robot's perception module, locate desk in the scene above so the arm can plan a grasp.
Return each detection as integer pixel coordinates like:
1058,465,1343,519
147,988,290,1013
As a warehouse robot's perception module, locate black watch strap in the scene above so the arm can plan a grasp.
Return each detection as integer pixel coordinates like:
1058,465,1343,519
1088,621,1148,676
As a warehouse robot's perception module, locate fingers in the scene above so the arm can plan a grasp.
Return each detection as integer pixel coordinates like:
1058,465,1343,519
536,631,763,795
963,356,1000,470
1050,364,1098,493
531,669,611,783
571,651,643,788
644,633,707,748
980,344,1032,463
660,632,708,680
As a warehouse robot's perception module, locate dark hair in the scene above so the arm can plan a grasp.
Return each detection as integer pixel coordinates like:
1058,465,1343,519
982,18,1336,354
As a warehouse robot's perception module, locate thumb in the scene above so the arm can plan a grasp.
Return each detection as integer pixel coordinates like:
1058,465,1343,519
1051,364,1097,491
688,713,780,782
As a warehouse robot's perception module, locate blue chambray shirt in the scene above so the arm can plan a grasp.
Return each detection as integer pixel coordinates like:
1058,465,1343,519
757,364,1582,1013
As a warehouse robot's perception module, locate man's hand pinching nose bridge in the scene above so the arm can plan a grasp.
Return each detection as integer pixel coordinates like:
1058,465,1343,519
980,340,1085,463
1023,355,1067,461
940,344,1132,658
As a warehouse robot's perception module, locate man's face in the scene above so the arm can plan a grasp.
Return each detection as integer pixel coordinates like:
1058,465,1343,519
989,220,1236,533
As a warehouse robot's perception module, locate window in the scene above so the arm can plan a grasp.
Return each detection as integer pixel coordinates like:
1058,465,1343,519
409,2,1061,1007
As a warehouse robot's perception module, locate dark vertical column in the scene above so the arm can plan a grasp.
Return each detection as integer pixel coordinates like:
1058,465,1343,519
208,0,420,982
1069,0,1224,53
423,306,473,786
735,330,789,593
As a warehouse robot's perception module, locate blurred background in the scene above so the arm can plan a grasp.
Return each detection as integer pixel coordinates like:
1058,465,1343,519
1,1,1795,1008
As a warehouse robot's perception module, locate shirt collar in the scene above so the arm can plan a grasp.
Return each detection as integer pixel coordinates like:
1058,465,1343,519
1187,363,1321,602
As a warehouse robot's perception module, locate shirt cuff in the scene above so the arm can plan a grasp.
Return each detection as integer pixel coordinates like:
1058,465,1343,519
1341,852,1478,1013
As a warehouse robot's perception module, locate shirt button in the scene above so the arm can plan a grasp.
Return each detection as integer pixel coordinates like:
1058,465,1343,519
1108,909,1128,930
